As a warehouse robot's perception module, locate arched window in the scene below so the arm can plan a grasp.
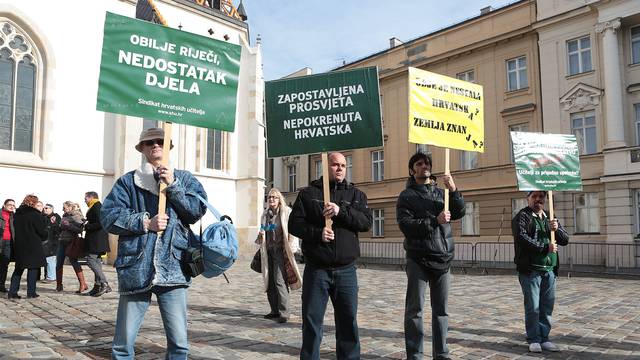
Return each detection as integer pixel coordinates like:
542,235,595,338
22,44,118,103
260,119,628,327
0,20,39,152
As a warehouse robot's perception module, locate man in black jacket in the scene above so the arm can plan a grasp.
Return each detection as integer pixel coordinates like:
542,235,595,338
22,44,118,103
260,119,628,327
396,152,465,360
512,191,569,353
289,152,372,360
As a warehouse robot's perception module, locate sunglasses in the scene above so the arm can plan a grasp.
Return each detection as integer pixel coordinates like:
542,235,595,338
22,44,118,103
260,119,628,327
142,139,164,147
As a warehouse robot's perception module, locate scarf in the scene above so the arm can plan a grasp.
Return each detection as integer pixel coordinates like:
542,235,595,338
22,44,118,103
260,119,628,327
134,161,174,196
87,199,99,209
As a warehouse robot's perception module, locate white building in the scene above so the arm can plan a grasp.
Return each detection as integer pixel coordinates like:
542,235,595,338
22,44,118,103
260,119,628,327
537,0,640,244
0,0,265,260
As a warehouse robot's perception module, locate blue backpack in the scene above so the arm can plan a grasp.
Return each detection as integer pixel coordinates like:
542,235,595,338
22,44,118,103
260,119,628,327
193,194,238,278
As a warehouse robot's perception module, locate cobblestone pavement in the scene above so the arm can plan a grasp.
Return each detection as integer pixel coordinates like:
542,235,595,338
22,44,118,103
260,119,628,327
0,261,639,359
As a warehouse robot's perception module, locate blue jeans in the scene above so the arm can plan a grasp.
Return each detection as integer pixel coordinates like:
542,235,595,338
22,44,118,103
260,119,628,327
404,258,450,360
300,264,359,360
9,266,38,297
112,286,188,360
56,243,81,272
518,270,556,344
45,256,56,280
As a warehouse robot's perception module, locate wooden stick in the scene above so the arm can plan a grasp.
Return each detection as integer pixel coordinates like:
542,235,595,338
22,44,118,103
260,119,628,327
548,190,556,245
157,122,172,237
321,152,333,229
444,148,450,213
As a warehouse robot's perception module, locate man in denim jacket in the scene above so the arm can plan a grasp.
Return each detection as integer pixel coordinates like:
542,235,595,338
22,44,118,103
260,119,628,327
101,128,207,360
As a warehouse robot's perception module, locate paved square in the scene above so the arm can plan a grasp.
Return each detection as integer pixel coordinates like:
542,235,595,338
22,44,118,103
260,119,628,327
0,261,638,359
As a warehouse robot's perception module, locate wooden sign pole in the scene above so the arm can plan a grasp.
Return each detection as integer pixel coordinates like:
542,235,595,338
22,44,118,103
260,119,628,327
321,152,333,229
548,190,556,246
157,122,172,237
444,148,450,213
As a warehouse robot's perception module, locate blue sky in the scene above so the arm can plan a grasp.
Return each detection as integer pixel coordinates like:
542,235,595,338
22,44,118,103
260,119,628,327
244,0,516,80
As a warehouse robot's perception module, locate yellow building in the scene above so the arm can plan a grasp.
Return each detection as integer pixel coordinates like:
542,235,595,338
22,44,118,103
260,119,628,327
274,1,540,245
270,1,640,268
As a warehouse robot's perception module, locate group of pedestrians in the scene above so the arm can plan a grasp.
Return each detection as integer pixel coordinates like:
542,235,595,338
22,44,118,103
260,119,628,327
0,192,112,299
6,127,567,359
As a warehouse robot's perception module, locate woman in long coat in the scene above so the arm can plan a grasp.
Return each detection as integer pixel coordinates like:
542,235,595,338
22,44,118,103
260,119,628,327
8,194,47,299
255,188,302,323
82,192,111,296
56,201,87,293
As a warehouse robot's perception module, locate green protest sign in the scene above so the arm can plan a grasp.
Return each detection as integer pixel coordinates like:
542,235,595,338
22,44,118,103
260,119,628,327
96,12,241,131
265,67,383,157
511,132,582,191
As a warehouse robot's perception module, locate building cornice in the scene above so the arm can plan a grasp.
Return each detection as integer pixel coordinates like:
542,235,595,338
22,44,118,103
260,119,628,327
377,28,535,81
533,5,594,30
501,103,536,116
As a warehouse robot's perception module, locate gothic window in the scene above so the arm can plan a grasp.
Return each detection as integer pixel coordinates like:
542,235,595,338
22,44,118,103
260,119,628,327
0,20,40,152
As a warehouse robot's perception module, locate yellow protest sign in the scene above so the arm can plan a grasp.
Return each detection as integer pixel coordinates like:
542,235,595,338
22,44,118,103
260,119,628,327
408,67,484,152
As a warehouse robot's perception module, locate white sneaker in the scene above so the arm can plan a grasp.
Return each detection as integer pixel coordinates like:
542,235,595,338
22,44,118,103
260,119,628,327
528,343,542,353
541,341,560,352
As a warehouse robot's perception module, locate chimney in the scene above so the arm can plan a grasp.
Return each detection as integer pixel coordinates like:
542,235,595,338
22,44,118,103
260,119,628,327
480,6,492,15
389,37,403,49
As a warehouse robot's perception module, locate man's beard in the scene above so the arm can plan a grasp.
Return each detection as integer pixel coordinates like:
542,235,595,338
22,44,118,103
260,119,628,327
414,172,430,181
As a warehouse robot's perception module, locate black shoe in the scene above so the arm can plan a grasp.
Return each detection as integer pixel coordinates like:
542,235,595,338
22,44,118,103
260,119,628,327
92,283,112,297
7,293,21,299
0,287,7,293
26,294,40,299
83,284,100,296
263,313,280,319
277,316,288,323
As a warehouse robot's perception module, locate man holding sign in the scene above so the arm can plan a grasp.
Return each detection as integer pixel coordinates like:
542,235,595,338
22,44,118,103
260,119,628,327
512,191,569,353
288,152,372,360
101,128,207,359
397,152,465,360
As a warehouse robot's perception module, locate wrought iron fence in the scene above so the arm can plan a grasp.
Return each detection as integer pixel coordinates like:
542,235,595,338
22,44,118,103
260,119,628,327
358,241,640,275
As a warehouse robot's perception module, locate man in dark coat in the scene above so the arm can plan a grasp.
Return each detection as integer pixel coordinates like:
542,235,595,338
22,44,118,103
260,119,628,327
83,191,111,297
512,191,569,353
289,152,372,360
9,194,47,299
396,152,465,360
0,199,16,292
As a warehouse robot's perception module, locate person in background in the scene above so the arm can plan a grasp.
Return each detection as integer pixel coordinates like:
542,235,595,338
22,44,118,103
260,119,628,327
0,199,16,292
35,200,45,281
56,201,87,293
82,191,112,297
255,187,301,324
42,204,61,282
8,194,47,299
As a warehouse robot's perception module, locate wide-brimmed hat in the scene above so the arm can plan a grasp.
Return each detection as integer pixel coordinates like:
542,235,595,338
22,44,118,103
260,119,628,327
135,127,173,152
